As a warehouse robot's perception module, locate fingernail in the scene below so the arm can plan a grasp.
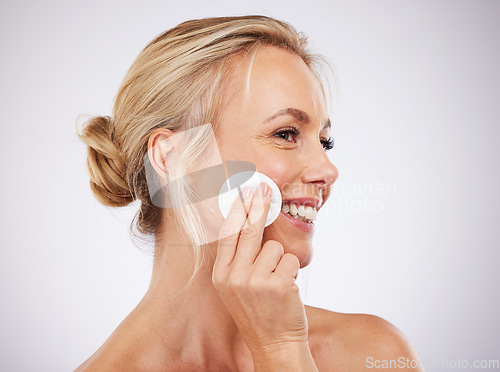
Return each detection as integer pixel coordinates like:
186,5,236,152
243,187,253,198
258,183,269,197
264,183,271,197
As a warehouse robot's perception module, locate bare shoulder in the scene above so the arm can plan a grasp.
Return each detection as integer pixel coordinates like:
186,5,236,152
75,337,180,372
74,309,199,372
305,305,423,371
74,333,146,372
74,313,172,372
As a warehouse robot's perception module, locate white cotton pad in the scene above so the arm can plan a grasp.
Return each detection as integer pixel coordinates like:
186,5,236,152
218,171,282,227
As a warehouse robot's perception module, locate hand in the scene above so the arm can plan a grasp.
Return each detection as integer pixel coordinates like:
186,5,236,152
212,183,309,355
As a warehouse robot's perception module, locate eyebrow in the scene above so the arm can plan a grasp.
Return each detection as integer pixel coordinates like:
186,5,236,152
265,107,331,131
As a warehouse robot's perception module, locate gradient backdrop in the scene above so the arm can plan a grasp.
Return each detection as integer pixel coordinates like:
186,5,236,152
1,1,499,371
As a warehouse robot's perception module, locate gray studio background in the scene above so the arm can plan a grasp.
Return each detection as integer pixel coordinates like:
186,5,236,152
1,1,499,371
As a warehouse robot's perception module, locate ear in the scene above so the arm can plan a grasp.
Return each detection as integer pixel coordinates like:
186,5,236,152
147,128,176,180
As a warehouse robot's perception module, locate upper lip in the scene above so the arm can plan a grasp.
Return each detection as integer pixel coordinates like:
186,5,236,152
281,197,322,210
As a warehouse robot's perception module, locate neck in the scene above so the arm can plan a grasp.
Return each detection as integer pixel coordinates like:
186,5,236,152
137,217,251,368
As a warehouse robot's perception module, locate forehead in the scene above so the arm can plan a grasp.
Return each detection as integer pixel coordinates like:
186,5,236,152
222,45,328,123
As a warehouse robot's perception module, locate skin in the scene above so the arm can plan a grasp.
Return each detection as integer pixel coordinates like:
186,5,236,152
215,45,336,268
76,46,423,371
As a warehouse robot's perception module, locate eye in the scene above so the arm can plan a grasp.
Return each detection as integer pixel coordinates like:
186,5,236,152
321,137,334,151
273,126,300,143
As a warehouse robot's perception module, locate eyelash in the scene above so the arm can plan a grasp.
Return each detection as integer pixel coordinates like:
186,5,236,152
273,126,334,151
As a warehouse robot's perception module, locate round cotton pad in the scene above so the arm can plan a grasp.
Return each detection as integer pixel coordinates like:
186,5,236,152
218,171,282,227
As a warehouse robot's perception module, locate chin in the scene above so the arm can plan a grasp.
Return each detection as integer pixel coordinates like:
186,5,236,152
262,228,313,269
287,242,313,268
263,225,314,268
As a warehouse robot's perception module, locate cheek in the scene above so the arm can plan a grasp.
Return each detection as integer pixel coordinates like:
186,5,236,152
217,137,253,164
216,129,299,191
254,153,298,190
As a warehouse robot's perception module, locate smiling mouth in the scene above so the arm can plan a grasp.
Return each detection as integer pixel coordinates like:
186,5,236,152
279,209,316,233
281,201,317,223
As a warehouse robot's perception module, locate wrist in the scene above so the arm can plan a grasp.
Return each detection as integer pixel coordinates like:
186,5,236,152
250,341,318,372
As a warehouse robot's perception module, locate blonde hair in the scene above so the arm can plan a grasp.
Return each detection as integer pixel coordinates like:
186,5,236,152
78,15,335,278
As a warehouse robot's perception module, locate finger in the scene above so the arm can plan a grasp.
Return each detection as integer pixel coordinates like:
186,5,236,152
274,253,300,282
252,240,284,276
231,182,272,268
214,186,254,270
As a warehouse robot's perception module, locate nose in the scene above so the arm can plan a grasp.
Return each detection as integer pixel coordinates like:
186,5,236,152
301,146,339,194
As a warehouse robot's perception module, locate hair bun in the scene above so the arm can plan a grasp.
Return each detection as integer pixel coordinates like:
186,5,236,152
78,116,133,207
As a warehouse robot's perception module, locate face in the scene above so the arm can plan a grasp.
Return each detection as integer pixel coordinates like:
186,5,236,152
215,45,339,267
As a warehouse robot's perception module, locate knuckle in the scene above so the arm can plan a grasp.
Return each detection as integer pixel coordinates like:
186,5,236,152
269,277,286,293
212,271,225,289
276,275,294,291
247,274,264,290
249,208,267,222
218,226,236,241
227,272,246,290
251,200,265,211
239,224,260,240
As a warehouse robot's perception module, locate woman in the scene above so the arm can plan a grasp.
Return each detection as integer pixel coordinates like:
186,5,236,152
77,15,422,371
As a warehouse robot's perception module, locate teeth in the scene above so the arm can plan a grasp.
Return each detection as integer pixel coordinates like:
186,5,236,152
305,206,314,220
281,202,317,222
297,205,306,217
282,203,289,214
